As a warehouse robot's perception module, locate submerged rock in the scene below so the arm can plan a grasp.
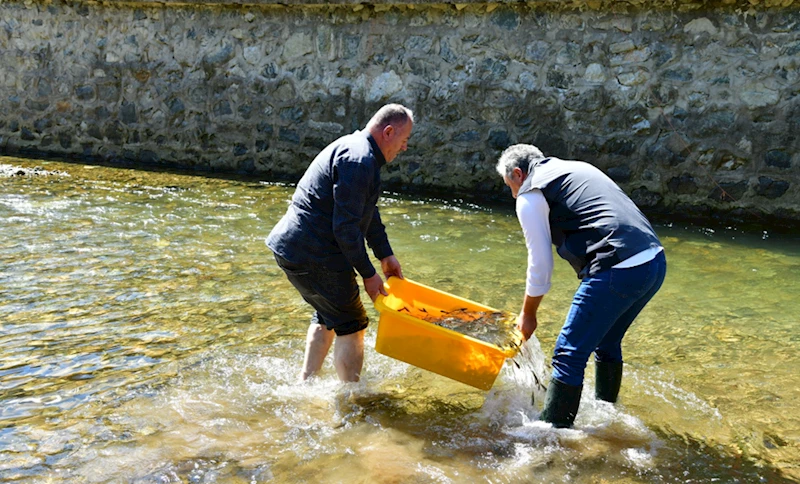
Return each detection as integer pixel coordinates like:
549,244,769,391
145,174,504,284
0,164,69,178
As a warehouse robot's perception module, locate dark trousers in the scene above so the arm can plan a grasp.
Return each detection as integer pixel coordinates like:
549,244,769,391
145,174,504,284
274,254,368,336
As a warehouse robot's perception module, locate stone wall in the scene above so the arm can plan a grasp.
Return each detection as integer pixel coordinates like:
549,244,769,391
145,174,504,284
1,0,799,227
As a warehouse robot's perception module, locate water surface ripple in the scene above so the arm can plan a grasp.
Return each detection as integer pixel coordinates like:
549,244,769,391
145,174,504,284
1,157,798,483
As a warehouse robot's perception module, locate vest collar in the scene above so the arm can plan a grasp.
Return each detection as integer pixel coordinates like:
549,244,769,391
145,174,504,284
518,157,550,196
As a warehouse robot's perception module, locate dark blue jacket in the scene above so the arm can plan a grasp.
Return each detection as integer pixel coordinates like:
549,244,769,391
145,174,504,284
266,130,393,278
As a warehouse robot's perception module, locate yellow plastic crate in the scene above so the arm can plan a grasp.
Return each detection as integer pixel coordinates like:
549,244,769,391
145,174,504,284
373,277,522,391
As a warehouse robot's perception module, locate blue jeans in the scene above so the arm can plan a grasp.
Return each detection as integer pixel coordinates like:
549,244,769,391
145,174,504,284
551,251,667,387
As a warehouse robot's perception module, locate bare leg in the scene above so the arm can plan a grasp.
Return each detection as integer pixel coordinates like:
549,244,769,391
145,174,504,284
300,323,334,380
333,329,365,382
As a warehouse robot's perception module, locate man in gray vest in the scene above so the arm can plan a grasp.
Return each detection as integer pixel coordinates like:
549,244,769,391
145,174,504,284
496,144,667,428
267,104,414,383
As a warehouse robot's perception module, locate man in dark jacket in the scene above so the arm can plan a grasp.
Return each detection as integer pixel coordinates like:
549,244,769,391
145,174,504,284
496,144,667,428
267,104,414,382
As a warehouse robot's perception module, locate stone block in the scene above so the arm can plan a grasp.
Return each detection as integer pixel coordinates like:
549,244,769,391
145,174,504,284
534,132,568,158
488,130,511,150
280,106,305,123
584,63,606,83
59,133,72,149
21,127,36,141
25,100,50,112
407,35,434,53
618,69,649,86
647,133,690,166
233,143,248,156
140,150,159,164
95,106,111,120
610,40,636,54
756,176,790,199
283,33,313,59
368,71,403,102
37,79,53,97
689,110,736,137
740,85,780,109
631,187,663,208
33,118,52,133
214,101,233,117
667,173,699,194
564,87,606,112
765,149,791,168
525,41,550,63
684,18,719,36
662,68,693,82
607,165,632,183
279,128,300,144
708,180,748,202
243,46,263,65
546,69,572,90
257,122,274,135
168,98,185,115
490,8,519,30
453,130,481,143
87,124,103,139
202,43,234,67
343,35,361,59
120,102,137,124
97,83,121,103
518,71,537,91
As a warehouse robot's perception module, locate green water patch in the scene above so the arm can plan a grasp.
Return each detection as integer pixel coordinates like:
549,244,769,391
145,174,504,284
1,156,799,482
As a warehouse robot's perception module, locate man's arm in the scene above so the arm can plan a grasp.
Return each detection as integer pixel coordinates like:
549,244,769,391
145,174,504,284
365,207,393,261
365,207,403,280
518,294,543,340
331,158,377,279
331,157,391,301
516,189,553,339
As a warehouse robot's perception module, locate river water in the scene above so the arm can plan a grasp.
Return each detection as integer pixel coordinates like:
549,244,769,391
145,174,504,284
1,156,798,483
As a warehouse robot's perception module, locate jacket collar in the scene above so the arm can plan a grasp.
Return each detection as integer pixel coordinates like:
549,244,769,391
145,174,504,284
365,132,387,168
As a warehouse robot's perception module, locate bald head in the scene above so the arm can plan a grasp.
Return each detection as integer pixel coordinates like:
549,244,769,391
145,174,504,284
366,104,414,163
365,104,414,132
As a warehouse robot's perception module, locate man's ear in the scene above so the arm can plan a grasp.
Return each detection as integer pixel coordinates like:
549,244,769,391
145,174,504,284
383,124,394,139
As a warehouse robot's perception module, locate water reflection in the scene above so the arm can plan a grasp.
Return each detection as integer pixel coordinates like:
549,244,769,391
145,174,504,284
1,157,799,483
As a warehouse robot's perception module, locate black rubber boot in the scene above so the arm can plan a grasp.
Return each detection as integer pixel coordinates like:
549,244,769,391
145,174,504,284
594,361,624,403
540,378,583,428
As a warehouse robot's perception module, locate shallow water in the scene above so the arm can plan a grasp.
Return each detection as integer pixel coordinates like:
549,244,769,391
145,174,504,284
1,156,799,483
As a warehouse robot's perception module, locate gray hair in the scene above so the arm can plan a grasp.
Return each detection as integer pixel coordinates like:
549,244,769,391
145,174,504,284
366,103,414,131
495,144,546,179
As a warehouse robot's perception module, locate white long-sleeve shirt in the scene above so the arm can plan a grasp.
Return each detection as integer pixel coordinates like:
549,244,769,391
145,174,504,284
516,189,553,297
